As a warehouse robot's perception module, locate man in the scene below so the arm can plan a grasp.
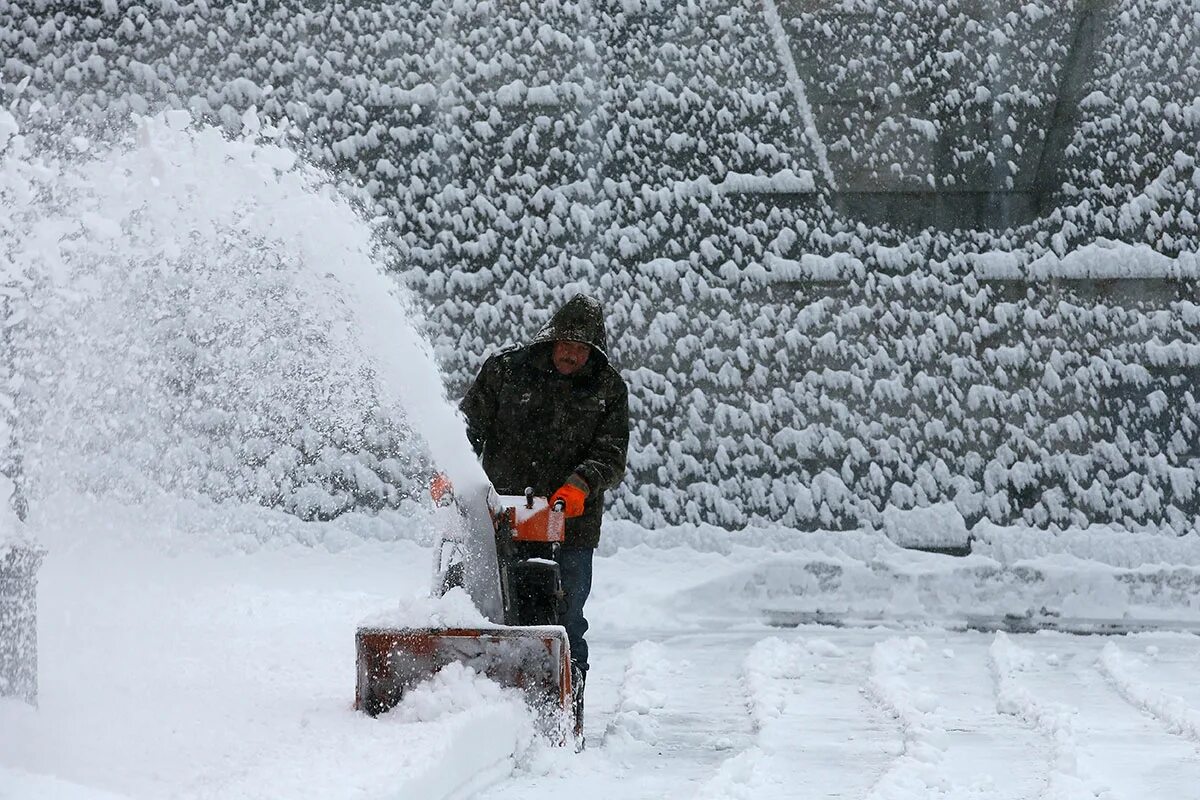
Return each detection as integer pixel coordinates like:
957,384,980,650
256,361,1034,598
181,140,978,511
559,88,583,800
459,293,629,727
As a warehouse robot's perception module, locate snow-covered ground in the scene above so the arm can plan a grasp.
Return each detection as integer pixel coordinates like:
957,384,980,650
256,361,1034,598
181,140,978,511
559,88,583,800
4,503,1200,800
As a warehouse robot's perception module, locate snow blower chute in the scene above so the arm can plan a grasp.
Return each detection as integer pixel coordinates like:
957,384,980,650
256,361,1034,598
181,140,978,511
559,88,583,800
355,485,579,738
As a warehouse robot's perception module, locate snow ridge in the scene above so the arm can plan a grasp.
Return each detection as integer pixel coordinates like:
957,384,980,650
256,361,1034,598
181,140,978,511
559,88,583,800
694,636,792,799
988,633,1102,800
1098,641,1200,743
863,637,970,799
602,640,672,748
697,636,859,799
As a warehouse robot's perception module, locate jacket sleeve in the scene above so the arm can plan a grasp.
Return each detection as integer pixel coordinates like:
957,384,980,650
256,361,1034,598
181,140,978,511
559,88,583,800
460,355,500,457
573,377,629,493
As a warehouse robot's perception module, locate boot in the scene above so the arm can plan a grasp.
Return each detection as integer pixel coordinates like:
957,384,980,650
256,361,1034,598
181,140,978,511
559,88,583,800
571,662,586,750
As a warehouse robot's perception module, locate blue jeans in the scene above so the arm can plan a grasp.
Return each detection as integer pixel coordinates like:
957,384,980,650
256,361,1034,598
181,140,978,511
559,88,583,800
557,546,593,671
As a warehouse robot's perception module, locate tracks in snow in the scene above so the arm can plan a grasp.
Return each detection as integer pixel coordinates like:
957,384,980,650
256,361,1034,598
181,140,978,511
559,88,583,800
475,632,759,800
474,629,1200,800
862,634,1045,800
990,632,1200,800
697,635,896,799
1098,640,1200,743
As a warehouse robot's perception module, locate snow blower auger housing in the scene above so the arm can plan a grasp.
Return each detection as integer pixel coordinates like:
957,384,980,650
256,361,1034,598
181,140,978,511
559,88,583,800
356,487,577,740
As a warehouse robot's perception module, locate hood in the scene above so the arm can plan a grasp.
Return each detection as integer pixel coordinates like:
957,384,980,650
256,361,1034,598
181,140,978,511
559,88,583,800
529,294,610,365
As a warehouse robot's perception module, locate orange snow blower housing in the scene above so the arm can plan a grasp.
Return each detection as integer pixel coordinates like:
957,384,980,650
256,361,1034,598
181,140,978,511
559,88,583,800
355,488,578,739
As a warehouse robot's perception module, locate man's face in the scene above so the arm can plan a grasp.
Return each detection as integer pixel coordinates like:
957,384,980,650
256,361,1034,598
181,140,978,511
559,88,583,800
552,340,590,376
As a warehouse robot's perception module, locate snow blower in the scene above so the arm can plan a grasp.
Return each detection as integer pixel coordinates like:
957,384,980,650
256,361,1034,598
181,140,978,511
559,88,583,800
355,485,579,741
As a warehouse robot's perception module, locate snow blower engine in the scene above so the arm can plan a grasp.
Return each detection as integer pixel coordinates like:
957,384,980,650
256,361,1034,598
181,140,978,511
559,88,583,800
355,486,580,740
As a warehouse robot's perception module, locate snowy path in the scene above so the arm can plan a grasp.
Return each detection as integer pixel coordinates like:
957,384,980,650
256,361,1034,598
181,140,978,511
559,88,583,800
719,634,897,799
477,632,761,800
866,633,1046,799
483,628,1200,800
7,538,1200,800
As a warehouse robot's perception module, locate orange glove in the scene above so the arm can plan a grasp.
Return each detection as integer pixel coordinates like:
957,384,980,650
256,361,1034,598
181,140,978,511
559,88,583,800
430,472,453,505
550,476,589,518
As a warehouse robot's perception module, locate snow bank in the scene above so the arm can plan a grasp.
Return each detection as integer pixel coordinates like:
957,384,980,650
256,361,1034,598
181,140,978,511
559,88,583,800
595,520,1200,629
881,504,970,550
599,519,898,557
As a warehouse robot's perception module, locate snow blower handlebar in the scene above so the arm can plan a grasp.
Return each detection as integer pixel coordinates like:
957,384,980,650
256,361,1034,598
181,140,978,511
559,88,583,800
527,486,567,515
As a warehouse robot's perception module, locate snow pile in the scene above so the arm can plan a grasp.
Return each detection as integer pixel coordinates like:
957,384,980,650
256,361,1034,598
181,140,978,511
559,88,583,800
882,503,970,550
391,661,524,721
603,640,672,749
378,664,543,799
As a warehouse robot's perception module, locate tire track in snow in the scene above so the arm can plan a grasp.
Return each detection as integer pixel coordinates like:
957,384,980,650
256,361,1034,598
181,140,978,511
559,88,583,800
988,632,1106,800
697,634,897,799
862,636,958,800
476,633,757,800
990,633,1200,799
862,635,1046,800
1098,641,1200,744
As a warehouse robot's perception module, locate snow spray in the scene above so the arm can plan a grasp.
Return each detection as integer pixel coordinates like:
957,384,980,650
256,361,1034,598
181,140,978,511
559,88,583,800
0,108,487,522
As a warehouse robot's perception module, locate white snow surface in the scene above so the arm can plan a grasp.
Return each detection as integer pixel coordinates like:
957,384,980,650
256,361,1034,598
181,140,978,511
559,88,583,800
5,502,1200,799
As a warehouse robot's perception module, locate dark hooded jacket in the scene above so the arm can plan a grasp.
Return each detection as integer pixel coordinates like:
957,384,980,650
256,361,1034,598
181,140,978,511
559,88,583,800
460,295,629,548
